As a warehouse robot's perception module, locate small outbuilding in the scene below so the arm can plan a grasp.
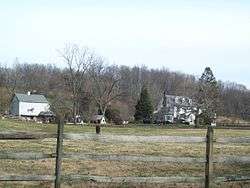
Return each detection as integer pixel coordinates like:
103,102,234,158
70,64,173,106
38,111,55,123
10,92,50,118
90,115,106,124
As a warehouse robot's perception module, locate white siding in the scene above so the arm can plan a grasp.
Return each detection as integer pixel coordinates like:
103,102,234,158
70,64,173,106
19,102,50,116
100,117,106,124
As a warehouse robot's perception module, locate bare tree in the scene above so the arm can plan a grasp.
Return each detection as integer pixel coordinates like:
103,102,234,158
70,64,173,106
3,63,22,98
58,44,95,123
89,60,122,117
1,55,249,123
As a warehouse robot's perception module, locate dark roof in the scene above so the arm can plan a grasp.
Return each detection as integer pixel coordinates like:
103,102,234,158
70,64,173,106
38,111,55,117
15,93,49,103
91,115,105,121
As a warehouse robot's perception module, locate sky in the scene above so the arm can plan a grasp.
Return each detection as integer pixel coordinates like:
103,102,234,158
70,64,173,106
0,0,250,88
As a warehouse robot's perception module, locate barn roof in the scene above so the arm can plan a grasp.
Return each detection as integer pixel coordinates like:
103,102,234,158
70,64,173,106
15,93,49,103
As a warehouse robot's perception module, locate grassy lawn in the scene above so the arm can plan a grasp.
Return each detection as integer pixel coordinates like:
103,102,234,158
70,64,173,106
1,118,250,137
0,118,250,187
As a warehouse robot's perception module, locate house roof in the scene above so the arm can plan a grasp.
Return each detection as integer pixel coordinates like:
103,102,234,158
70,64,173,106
165,95,193,106
91,115,105,121
38,111,55,117
15,93,49,103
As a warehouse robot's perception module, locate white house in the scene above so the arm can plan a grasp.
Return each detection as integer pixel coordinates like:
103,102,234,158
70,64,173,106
153,91,197,125
10,92,50,117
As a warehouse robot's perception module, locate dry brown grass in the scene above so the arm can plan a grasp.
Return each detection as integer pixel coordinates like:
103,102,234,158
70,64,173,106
1,181,250,188
0,119,250,187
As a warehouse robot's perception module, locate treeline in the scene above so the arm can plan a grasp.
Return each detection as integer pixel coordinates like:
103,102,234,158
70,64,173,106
0,44,249,122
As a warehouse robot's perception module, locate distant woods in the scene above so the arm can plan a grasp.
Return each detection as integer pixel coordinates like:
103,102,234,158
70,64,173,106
0,44,249,122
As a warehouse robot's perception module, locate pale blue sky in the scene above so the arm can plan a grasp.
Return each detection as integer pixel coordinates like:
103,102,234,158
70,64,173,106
0,0,250,88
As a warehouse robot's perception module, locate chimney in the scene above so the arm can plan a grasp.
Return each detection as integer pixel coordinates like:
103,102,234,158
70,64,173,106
27,91,31,96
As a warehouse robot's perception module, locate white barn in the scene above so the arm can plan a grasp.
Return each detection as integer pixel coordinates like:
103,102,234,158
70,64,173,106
10,92,50,117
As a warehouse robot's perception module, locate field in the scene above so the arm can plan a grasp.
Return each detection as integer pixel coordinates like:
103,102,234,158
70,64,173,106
0,119,250,188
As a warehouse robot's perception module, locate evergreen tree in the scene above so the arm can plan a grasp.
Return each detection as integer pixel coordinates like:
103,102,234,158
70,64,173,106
134,85,153,122
105,108,123,125
196,67,219,125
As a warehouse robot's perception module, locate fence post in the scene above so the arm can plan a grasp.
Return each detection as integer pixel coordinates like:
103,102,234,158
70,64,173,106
55,117,64,188
96,125,101,134
205,125,214,188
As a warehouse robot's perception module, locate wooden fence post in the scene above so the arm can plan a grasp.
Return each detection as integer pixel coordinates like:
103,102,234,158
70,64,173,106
205,125,214,188
96,125,101,134
55,117,64,188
